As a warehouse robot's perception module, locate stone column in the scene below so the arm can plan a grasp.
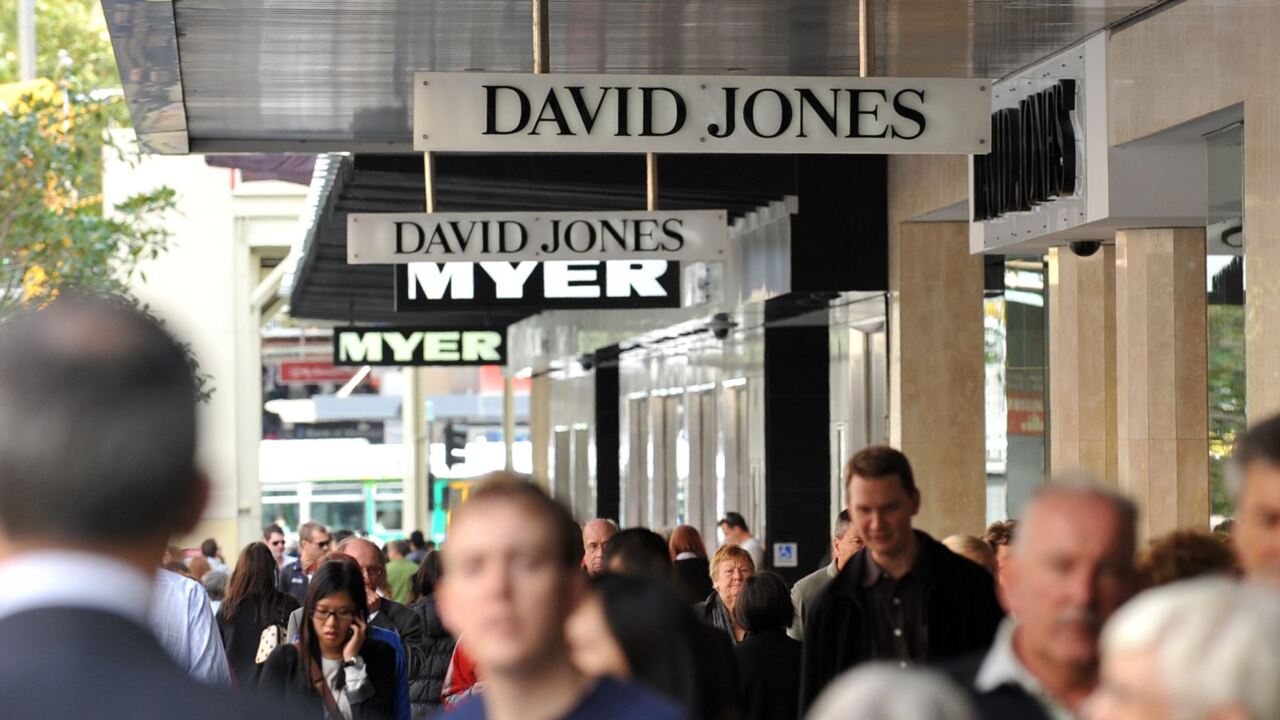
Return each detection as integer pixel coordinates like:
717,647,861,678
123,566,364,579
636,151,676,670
530,374,551,490
1115,228,1209,540
889,220,987,538
1245,92,1280,419
1047,246,1119,484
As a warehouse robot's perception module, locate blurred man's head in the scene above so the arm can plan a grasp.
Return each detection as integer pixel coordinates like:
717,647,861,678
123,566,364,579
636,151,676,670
1006,485,1137,686
200,538,219,559
387,540,410,561
1230,415,1280,586
845,446,920,562
262,523,285,562
338,537,385,594
0,297,205,559
409,530,427,551
1090,578,1280,720
984,519,1017,581
297,522,331,567
718,512,751,544
582,519,619,577
832,510,863,570
438,473,584,678
603,528,671,580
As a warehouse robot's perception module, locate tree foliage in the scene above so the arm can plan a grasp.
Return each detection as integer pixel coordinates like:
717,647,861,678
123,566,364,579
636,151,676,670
0,0,118,88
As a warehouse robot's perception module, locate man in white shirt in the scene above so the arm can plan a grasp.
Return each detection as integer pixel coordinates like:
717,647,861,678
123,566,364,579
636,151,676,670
957,484,1137,720
718,512,764,570
150,568,233,687
0,297,290,719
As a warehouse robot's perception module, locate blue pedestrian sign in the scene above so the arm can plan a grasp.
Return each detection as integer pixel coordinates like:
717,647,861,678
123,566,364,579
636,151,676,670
773,542,798,568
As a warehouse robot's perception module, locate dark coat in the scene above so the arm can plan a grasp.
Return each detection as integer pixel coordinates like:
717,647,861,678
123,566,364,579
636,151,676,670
945,652,1053,720
259,637,400,720
277,560,310,605
218,591,301,689
798,531,1004,714
692,621,743,720
694,591,736,642
407,594,456,720
735,629,801,720
673,557,714,605
0,606,300,720
371,597,428,680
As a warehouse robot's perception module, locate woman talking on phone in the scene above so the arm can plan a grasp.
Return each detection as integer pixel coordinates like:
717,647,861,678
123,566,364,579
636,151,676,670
260,560,400,720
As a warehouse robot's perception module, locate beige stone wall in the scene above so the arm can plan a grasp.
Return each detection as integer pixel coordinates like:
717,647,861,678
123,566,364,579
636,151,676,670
887,155,986,538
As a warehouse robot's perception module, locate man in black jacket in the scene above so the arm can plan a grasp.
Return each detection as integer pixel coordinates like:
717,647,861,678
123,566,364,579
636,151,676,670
0,297,301,719
343,536,429,679
277,521,331,603
799,446,1003,713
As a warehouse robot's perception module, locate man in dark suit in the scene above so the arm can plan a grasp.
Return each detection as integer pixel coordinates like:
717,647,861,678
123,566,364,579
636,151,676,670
0,297,301,719
342,537,429,678
799,446,1004,714
949,484,1138,720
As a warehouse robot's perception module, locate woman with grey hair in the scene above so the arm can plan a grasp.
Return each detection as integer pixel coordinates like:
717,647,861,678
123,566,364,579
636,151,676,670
1086,577,1280,720
805,664,976,720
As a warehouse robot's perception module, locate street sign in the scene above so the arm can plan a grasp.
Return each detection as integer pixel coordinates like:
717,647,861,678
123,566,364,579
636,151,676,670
414,71,991,154
394,260,681,311
347,209,727,265
334,327,506,366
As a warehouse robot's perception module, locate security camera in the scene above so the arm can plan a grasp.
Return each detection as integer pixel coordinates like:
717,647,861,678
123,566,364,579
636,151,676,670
578,353,594,372
1069,240,1102,257
707,313,737,341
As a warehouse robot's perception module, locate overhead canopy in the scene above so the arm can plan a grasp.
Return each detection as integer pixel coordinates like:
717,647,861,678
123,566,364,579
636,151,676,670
100,0,1164,154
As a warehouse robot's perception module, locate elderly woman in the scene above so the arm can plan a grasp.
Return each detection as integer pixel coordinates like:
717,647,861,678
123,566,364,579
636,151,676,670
695,544,755,643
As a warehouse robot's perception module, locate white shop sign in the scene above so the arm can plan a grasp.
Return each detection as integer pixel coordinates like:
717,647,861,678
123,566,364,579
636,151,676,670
347,210,727,264
413,72,991,155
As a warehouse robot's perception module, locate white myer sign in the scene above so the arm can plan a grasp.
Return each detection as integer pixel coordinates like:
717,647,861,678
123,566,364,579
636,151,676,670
347,209,727,264
413,72,991,154
334,327,505,366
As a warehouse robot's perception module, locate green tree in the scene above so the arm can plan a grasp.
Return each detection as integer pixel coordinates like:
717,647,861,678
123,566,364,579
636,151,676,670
1208,303,1247,518
0,0,118,88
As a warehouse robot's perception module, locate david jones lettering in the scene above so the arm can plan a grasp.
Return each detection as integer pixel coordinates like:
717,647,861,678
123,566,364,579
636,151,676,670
392,217,686,256
482,84,928,141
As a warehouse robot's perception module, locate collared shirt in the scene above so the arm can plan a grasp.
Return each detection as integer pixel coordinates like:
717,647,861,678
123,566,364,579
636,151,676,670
789,561,840,640
150,569,234,688
0,550,152,625
975,618,1075,720
862,551,929,666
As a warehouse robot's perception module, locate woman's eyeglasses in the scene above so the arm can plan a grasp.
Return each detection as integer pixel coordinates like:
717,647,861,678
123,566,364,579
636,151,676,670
313,609,357,622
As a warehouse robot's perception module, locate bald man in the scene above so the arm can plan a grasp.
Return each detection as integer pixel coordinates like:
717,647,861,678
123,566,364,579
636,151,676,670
582,519,619,577
342,537,428,679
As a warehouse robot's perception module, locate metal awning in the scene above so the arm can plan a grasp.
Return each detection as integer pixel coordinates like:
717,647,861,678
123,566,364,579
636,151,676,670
101,0,1166,154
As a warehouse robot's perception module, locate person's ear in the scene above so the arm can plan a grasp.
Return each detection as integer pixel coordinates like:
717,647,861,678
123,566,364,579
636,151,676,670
173,471,210,537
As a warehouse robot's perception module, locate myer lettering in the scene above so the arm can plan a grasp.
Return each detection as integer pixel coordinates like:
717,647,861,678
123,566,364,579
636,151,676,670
334,328,507,366
394,260,681,311
414,72,991,154
347,210,727,265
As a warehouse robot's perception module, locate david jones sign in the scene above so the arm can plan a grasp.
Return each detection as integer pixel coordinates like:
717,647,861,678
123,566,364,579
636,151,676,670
414,72,991,154
972,80,1078,221
394,260,681,311
347,209,726,264
334,328,506,366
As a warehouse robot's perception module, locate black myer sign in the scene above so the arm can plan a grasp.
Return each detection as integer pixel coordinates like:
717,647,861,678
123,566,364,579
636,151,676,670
413,72,991,155
334,327,506,366
972,80,1078,221
394,260,681,311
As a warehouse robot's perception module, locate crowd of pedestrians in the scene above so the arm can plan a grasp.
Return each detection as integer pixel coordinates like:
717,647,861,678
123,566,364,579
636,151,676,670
4,295,1280,720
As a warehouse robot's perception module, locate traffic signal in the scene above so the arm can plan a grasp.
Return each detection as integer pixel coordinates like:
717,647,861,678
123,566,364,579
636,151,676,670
443,423,467,467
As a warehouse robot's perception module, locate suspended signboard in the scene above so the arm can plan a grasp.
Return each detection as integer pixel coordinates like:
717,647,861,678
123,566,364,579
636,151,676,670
413,72,991,154
347,209,726,264
334,327,506,366
393,260,681,311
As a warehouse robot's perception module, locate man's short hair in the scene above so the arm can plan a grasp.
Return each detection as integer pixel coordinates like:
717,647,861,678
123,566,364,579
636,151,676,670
1229,414,1280,501
262,523,284,539
448,473,580,570
201,538,218,557
1101,578,1280,719
603,528,671,580
389,540,411,557
298,521,326,542
844,446,917,497
1015,481,1138,559
0,296,199,543
719,512,750,533
983,519,1017,549
834,510,852,539
409,530,426,549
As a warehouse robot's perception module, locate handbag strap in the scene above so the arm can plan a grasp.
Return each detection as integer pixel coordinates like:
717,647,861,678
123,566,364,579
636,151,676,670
297,643,346,720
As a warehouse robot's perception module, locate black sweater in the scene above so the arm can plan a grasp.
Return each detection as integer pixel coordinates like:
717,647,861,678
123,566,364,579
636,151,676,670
259,638,400,720
407,594,457,720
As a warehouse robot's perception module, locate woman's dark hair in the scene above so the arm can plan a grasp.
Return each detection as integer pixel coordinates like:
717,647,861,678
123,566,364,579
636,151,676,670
411,550,444,602
220,542,287,627
593,574,700,711
298,560,368,675
733,572,794,633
